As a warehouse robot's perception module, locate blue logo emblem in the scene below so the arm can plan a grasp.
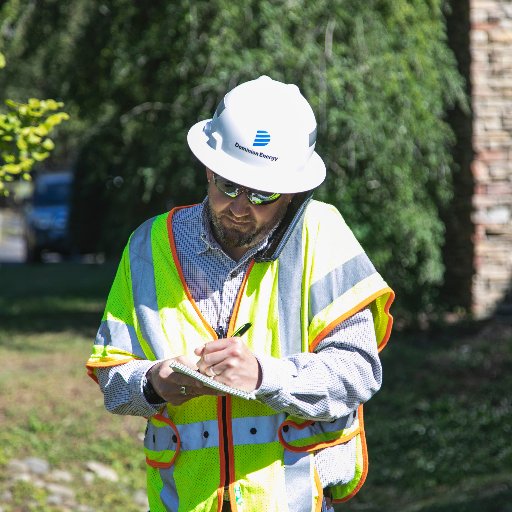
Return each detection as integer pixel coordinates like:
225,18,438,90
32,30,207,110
252,130,271,147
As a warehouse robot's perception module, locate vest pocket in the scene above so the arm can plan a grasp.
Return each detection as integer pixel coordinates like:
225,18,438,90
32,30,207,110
278,413,360,452
144,413,181,469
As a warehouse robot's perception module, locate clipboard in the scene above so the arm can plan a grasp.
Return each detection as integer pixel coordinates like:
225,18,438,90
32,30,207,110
168,360,257,400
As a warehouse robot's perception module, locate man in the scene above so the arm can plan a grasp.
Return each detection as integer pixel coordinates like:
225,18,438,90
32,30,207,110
87,75,394,512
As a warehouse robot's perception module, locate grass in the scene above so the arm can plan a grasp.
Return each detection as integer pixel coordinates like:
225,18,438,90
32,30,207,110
0,262,146,511
1,262,511,511
341,322,512,512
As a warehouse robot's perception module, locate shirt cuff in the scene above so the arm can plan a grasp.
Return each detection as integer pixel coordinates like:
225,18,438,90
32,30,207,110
254,353,296,396
132,360,166,412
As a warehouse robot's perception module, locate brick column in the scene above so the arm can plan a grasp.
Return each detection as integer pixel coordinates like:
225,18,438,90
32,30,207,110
470,0,512,317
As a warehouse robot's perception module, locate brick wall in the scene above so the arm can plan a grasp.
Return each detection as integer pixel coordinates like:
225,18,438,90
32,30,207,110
470,0,512,317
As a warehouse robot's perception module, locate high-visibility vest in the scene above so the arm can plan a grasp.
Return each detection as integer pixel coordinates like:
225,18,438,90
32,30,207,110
87,200,394,512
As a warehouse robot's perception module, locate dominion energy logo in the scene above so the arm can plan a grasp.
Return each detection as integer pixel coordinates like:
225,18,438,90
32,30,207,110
234,130,278,162
252,130,271,146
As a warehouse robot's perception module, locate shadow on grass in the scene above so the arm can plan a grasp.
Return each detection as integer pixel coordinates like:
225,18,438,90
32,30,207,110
0,262,117,345
419,488,512,512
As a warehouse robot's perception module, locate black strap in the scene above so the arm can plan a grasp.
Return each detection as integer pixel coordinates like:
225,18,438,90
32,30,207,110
255,190,314,263
143,377,165,404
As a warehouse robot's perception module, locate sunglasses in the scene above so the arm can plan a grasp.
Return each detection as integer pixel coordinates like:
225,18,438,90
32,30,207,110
212,173,281,206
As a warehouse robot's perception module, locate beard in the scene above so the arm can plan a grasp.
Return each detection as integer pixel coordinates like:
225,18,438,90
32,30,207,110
207,198,289,252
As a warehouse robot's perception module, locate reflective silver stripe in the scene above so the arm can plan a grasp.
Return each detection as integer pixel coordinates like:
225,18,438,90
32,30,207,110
159,466,180,511
276,212,306,357
310,253,377,318
129,217,168,360
231,414,283,446
146,420,179,453
214,97,226,118
205,98,226,149
154,414,286,452
284,450,313,512
176,419,220,451
95,319,146,359
309,127,317,147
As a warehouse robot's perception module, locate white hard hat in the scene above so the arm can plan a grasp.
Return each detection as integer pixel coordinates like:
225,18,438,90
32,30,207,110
187,75,326,193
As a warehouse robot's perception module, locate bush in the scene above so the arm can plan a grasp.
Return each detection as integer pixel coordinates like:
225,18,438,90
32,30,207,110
0,0,465,316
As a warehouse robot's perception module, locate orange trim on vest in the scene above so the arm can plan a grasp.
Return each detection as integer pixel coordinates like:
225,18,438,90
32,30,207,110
309,287,395,352
85,358,135,383
167,207,217,339
86,358,135,368
216,487,224,511
86,366,99,384
227,260,255,336
277,418,360,453
145,413,181,469
335,404,369,503
217,486,224,511
377,290,395,353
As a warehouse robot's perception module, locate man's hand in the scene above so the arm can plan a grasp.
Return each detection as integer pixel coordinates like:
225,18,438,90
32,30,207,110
194,337,262,392
147,356,221,406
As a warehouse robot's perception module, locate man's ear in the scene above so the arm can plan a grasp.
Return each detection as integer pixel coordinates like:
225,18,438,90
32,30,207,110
206,167,213,183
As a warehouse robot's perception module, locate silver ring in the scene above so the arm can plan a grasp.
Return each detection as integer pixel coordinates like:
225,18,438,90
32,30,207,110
179,386,187,396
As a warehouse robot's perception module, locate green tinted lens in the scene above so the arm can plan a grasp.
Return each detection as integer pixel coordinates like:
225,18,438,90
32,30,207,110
247,191,281,205
213,174,280,205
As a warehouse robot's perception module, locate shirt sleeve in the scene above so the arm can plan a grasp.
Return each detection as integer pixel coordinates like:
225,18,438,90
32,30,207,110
95,308,380,420
255,307,381,421
95,360,165,417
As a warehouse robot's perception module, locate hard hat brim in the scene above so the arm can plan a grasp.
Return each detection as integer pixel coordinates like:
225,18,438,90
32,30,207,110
187,120,326,194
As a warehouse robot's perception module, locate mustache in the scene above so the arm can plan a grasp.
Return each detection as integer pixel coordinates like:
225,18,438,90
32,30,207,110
221,211,254,225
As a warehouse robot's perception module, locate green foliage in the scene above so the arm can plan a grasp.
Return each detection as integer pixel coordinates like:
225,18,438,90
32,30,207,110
0,51,69,193
0,1,466,316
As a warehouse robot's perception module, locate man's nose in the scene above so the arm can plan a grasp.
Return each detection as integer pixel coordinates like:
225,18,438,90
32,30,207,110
229,192,251,217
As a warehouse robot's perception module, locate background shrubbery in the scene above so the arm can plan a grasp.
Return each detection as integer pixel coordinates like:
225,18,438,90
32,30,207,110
0,0,465,316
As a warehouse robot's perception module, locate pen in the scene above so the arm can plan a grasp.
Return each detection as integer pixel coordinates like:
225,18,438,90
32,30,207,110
232,322,252,337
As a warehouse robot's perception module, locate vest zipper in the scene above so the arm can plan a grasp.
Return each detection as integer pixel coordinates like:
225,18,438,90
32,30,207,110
221,396,230,487
216,327,232,491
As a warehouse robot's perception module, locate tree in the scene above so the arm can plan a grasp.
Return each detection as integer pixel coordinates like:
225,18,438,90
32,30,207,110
0,0,466,317
0,52,69,194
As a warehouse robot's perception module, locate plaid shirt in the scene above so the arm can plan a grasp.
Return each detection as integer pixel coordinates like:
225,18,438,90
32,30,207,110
96,199,382,488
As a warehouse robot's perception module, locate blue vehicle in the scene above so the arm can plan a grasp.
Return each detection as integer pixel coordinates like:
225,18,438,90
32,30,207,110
24,171,73,262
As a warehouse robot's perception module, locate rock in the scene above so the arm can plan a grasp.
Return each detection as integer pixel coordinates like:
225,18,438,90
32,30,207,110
46,483,75,499
6,459,28,472
134,488,149,507
12,473,31,483
46,495,65,506
76,505,96,512
24,457,50,475
85,461,119,482
0,490,12,502
50,469,74,483
82,472,95,485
